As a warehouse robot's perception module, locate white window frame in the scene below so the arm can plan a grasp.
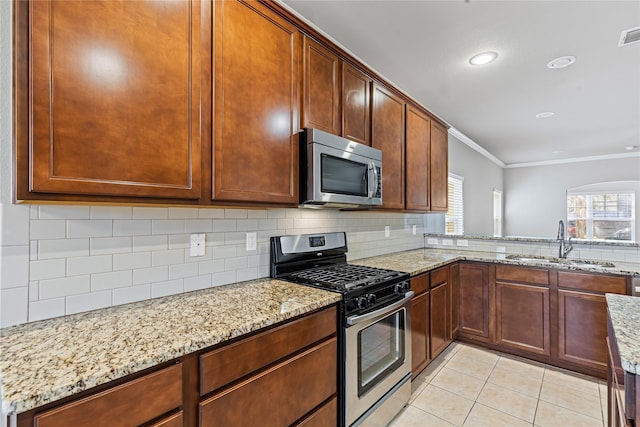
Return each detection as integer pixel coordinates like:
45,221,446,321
567,191,635,242
446,173,464,235
493,189,503,237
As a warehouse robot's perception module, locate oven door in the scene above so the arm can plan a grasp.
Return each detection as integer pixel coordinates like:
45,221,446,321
345,291,413,426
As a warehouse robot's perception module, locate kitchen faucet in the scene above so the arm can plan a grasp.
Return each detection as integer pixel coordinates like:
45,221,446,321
557,220,573,258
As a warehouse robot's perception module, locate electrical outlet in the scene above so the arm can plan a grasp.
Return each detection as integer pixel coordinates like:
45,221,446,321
412,225,417,235
246,232,257,251
442,239,454,246
190,234,206,257
456,239,468,247
384,226,390,238
427,238,438,245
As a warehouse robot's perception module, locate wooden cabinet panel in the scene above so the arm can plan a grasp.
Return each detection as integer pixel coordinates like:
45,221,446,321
213,0,300,204
303,37,340,135
411,273,429,295
495,282,550,356
22,0,206,200
411,291,429,376
405,105,431,211
200,306,336,395
430,281,449,359
496,265,549,285
430,121,448,212
33,364,182,427
148,411,183,427
450,263,460,339
459,263,491,342
558,290,608,373
430,266,448,288
372,84,405,209
558,271,628,294
296,397,337,427
199,338,337,427
342,63,371,146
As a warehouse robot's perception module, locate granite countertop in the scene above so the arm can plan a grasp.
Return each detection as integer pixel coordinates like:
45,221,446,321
0,278,341,416
606,294,640,375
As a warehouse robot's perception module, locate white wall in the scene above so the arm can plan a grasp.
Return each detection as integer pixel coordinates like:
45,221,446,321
504,157,640,238
448,134,504,236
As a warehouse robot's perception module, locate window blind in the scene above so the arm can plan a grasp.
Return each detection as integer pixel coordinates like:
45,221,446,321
446,174,464,235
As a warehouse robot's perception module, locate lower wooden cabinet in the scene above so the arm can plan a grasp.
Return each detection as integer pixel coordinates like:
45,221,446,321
411,291,429,376
430,267,451,359
459,262,491,343
449,263,460,340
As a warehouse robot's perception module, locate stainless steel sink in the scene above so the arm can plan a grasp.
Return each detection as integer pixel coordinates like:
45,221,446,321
505,255,615,268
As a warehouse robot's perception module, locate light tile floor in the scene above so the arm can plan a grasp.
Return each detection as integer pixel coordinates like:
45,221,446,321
390,342,608,427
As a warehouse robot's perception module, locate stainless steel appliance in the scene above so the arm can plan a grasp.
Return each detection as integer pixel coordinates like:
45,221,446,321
270,232,412,427
299,128,382,208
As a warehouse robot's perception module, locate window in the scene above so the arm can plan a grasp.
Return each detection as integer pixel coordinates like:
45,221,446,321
493,189,503,237
446,174,464,235
567,192,635,241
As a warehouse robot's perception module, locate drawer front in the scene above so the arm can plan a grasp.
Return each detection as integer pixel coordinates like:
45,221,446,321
296,397,337,427
411,273,429,295
496,265,549,285
430,267,448,288
558,271,627,294
199,338,337,427
149,411,183,427
200,306,336,395
34,363,182,427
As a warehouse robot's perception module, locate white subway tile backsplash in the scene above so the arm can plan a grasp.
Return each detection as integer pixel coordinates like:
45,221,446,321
90,236,132,255
198,259,225,275
152,249,185,266
113,220,152,236
236,267,258,282
168,207,199,219
152,219,185,235
277,218,294,229
151,279,184,298
237,220,258,231
198,208,225,219
258,219,278,230
30,241,38,260
29,281,39,301
113,252,151,271
247,210,268,219
133,207,168,219
211,245,236,260
39,275,90,299
29,297,65,322
224,209,247,219
133,266,168,285
133,235,167,253
113,284,151,305
267,209,286,219
0,245,29,288
185,220,213,233
30,259,66,281
66,290,111,315
211,271,236,287
30,220,66,240
91,270,132,291
224,256,247,271
39,205,90,220
67,255,112,276
39,238,89,260
90,206,132,220
169,262,199,279
0,287,28,327
30,205,39,220
184,275,212,292
168,234,189,249
212,219,237,232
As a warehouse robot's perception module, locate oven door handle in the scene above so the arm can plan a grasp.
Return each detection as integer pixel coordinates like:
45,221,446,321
346,291,414,326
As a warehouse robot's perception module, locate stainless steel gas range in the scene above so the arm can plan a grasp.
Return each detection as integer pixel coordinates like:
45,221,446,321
270,232,412,427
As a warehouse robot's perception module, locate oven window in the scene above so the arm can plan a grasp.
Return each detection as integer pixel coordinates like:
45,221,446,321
321,154,368,196
357,309,406,397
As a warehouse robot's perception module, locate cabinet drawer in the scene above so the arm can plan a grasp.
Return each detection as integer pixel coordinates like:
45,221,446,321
149,411,183,427
430,267,448,288
200,306,336,395
411,274,429,295
34,363,182,427
558,271,627,294
296,397,337,427
199,338,337,427
496,265,549,285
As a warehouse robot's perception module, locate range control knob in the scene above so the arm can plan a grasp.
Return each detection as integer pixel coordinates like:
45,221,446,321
356,296,369,309
367,293,377,305
394,282,407,294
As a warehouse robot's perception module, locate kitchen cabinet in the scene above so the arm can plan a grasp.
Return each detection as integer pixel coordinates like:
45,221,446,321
372,83,405,210
405,104,432,211
302,37,341,135
607,312,638,427
15,0,208,202
430,121,448,212
212,0,300,205
494,265,551,357
430,267,451,359
449,263,460,339
342,63,372,146
458,262,491,343
411,274,430,376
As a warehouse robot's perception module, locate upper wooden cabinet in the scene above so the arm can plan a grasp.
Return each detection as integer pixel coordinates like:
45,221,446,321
405,105,431,211
302,37,341,135
430,121,448,212
342,63,372,146
212,0,300,205
16,0,208,201
372,84,405,210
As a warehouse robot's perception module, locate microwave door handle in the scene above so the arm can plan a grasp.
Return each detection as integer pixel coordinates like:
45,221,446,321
368,162,378,198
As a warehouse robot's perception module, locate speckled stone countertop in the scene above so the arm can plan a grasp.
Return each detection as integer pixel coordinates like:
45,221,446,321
606,294,640,375
0,278,341,416
351,248,640,277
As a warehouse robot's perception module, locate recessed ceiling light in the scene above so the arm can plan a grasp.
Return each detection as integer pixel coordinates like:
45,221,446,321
547,56,576,69
625,145,638,151
535,111,555,119
469,51,498,66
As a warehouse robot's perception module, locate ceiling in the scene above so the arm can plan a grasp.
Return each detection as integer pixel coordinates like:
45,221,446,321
283,0,640,167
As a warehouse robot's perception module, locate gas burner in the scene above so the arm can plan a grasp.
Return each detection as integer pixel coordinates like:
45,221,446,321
287,264,405,290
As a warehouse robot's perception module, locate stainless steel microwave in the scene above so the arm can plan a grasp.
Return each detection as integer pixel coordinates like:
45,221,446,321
299,128,382,208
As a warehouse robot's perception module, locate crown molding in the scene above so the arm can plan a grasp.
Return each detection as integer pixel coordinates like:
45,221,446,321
505,151,640,169
448,127,506,168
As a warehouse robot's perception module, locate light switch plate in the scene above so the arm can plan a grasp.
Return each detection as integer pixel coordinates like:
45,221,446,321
384,226,390,238
412,225,417,235
246,232,257,251
190,234,205,257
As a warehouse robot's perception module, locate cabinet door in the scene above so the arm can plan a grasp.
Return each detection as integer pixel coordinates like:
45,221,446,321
302,37,340,135
495,282,550,356
213,0,300,204
372,84,405,209
430,121,448,212
449,263,460,339
23,1,206,200
557,290,608,373
411,291,429,376
430,282,449,359
459,263,491,342
405,105,431,211
342,63,371,146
